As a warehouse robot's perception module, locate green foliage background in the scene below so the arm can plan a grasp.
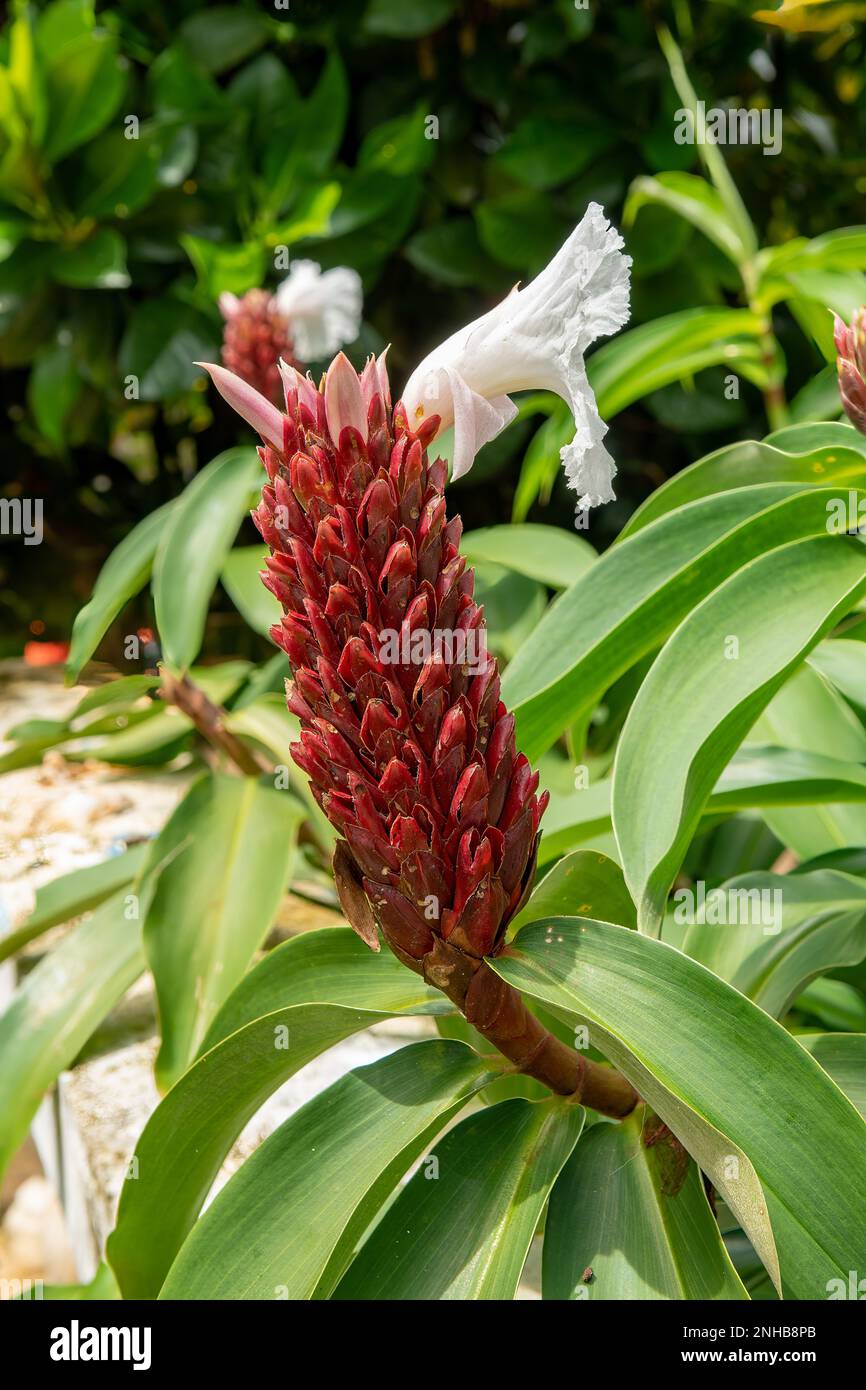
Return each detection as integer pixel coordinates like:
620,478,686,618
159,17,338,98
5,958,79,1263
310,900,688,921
2,0,865,650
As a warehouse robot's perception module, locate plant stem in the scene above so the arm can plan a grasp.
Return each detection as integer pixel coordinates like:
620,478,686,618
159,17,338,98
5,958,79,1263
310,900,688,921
757,319,789,432
420,937,639,1118
159,669,270,776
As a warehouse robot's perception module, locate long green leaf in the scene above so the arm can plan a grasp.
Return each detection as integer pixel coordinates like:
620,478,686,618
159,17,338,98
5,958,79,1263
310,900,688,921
109,928,448,1298
0,844,146,965
159,1041,495,1300
797,1033,866,1119
144,773,304,1089
335,1098,584,1301
201,925,446,1053
540,747,866,865
494,917,866,1299
0,889,145,1184
66,502,174,682
511,849,636,931
153,448,261,670
625,171,746,263
622,431,866,538
751,664,866,858
462,524,595,590
504,485,861,762
109,1003,390,1298
683,869,866,1017
543,1109,747,1300
657,27,757,261
220,544,279,637
587,307,763,419
613,536,866,934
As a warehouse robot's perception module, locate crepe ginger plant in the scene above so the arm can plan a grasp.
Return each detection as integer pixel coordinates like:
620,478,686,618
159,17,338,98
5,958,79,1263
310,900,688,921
2,207,866,1303
219,261,364,406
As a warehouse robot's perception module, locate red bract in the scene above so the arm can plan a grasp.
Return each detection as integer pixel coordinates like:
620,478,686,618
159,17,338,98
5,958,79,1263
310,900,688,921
835,309,866,435
220,290,299,407
211,350,549,965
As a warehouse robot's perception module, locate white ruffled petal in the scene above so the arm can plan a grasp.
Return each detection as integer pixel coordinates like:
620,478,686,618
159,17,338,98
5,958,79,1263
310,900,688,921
274,260,363,361
445,368,518,481
400,203,630,515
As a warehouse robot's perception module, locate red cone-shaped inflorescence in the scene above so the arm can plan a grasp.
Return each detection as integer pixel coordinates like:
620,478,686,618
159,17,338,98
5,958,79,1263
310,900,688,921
835,309,866,435
248,352,548,964
220,290,299,407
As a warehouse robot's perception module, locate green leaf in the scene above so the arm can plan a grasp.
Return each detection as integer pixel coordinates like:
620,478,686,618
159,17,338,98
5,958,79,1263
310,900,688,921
178,7,269,75
336,1098,584,1300
181,236,266,299
143,772,303,1089
42,28,126,162
797,1033,866,1119
809,636,866,717
28,340,82,445
220,544,278,637
462,524,595,590
358,106,435,177
495,117,612,192
683,869,866,1017
149,44,228,122
511,850,636,932
201,925,445,1054
711,745,866,811
8,16,46,145
0,844,147,966
109,930,446,1298
263,52,348,201
119,296,217,402
504,484,858,762
110,1003,398,1299
70,674,160,719
363,0,457,38
657,27,757,263
587,307,764,419
0,888,145,1185
71,123,163,220
543,1109,747,1300
34,1263,119,1302
764,420,866,457
158,1041,494,1300
66,501,175,681
265,182,341,247
796,977,866,1032
511,400,574,522
153,448,261,671
622,430,866,537
784,271,866,359
494,917,866,1299
751,662,866,859
404,219,504,291
760,227,866,279
222,694,334,843
63,706,193,767
538,747,866,865
613,536,866,933
52,228,129,289
625,171,746,264
35,0,93,57
475,190,569,274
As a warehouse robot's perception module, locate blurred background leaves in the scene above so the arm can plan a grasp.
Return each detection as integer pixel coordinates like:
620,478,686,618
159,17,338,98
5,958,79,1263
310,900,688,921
3,0,866,654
